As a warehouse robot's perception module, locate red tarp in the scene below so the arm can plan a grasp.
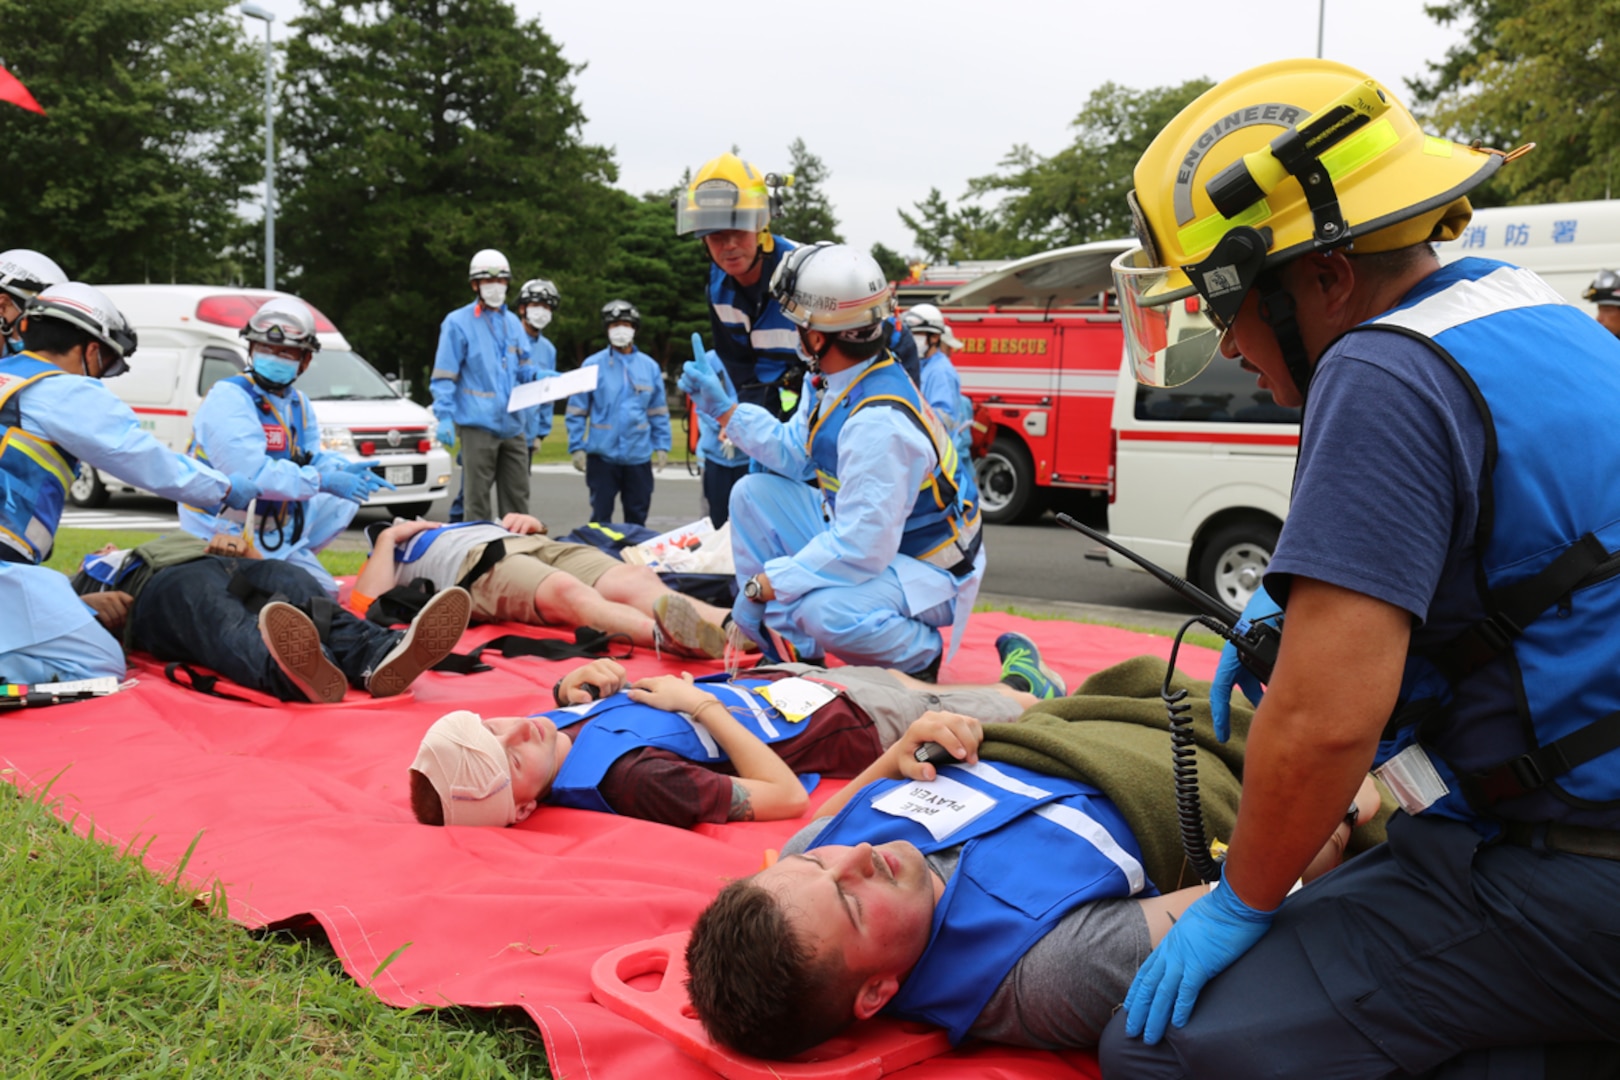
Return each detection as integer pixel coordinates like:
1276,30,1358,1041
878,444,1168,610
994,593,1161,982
0,65,45,115
0,611,1216,1079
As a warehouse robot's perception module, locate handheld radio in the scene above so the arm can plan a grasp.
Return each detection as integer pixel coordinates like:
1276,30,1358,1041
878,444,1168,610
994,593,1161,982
1054,513,1283,883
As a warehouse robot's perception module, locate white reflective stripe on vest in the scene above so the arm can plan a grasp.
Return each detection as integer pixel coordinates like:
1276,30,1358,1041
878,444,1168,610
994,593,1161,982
681,713,723,758
710,683,779,739
959,759,1052,799
1033,802,1146,894
750,328,800,352
712,303,753,332
1373,265,1566,337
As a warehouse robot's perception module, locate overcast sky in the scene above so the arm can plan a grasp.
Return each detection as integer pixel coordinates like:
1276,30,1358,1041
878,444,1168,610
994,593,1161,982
242,0,1471,255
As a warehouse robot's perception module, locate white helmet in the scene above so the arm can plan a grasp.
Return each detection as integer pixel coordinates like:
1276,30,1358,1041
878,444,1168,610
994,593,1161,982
0,249,67,307
769,242,894,334
519,278,560,308
242,296,322,354
25,282,138,376
902,303,947,337
468,249,511,282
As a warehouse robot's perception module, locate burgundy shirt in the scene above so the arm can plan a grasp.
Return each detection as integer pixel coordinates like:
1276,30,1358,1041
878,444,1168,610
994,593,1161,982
558,673,882,828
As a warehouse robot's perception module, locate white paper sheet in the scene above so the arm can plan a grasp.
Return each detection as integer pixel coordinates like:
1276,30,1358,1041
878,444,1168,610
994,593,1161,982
506,365,599,412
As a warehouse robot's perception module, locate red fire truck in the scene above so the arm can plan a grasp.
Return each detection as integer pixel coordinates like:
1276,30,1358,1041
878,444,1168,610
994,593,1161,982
918,239,1134,524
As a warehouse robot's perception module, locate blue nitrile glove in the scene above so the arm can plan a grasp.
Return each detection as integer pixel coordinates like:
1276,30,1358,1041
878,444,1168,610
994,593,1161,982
223,473,259,512
436,418,456,449
321,464,395,503
679,332,736,418
1123,878,1276,1045
1210,583,1282,742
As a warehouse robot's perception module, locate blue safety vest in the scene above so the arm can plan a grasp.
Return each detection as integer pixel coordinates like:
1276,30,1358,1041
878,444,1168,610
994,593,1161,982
545,677,817,814
188,375,315,546
1353,258,1620,828
708,237,802,417
806,354,982,576
813,760,1152,1043
0,354,74,564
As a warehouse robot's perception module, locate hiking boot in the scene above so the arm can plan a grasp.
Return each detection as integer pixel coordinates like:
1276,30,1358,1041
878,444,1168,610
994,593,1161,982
652,593,728,660
996,631,1066,699
366,586,472,698
260,601,347,704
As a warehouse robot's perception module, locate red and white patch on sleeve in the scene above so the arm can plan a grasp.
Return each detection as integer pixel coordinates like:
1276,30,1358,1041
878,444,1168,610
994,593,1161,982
262,425,288,452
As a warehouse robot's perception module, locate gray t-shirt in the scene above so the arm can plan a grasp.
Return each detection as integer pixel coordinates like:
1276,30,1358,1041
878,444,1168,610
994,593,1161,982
783,816,1150,1049
394,523,511,591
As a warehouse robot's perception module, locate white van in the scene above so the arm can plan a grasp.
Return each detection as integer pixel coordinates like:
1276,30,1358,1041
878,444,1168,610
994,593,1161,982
1104,199,1620,609
78,285,453,517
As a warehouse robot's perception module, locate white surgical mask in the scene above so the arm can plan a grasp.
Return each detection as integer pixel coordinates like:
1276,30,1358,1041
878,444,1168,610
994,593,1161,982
607,325,635,349
479,282,507,309
913,333,932,356
525,306,552,331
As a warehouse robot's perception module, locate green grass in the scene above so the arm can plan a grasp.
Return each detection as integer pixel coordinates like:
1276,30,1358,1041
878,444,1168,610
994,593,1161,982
0,782,550,1078
973,599,1227,652
46,531,367,579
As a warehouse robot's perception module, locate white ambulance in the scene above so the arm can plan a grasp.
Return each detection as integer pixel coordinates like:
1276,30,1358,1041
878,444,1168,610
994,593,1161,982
1104,199,1620,610
76,285,453,516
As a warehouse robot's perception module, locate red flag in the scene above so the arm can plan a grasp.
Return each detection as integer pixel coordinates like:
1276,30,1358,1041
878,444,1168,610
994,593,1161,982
0,65,44,116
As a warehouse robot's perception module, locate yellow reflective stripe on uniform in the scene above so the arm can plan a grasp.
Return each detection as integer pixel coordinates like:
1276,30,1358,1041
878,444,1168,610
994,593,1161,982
815,469,840,493
1177,198,1272,258
4,430,74,489
588,523,625,541
1319,117,1398,187
0,523,33,559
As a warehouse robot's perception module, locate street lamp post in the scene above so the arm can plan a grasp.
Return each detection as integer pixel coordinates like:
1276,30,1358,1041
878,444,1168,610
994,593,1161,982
241,3,276,290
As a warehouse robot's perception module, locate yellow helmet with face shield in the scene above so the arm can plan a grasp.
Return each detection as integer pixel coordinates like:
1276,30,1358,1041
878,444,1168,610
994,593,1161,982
677,152,792,254
1114,59,1518,393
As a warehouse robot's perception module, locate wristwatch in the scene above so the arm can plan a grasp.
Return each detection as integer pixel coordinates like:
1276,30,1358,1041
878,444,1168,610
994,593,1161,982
743,575,765,602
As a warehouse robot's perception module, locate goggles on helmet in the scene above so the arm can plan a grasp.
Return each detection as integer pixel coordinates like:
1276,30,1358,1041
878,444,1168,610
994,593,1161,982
1112,245,1227,389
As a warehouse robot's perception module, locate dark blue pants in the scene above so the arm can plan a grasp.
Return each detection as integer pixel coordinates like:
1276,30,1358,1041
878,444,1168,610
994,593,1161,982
128,558,399,701
585,455,654,526
702,460,748,528
1099,813,1620,1079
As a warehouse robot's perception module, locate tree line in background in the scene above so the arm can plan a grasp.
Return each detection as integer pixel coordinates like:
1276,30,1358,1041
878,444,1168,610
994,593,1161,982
0,0,1601,393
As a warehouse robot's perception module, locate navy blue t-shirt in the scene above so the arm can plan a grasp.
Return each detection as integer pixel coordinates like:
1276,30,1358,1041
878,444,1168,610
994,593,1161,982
1265,325,1490,655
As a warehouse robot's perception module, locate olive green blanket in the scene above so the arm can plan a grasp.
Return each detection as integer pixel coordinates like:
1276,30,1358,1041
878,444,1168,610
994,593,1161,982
979,655,1388,893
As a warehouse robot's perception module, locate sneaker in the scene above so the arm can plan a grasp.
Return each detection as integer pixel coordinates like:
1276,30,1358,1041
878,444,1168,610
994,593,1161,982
996,631,1066,699
366,587,472,698
652,594,728,660
260,601,347,704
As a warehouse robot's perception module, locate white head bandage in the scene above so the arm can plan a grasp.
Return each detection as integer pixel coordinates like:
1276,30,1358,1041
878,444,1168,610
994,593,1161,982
411,710,534,827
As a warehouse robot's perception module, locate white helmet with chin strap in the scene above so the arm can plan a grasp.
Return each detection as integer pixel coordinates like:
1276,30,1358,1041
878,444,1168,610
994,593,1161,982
770,242,894,335
0,249,67,338
242,296,322,354
468,249,511,281
23,282,138,378
902,303,947,338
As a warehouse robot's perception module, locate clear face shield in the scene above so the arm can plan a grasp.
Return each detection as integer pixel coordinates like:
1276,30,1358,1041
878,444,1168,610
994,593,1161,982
1111,246,1226,389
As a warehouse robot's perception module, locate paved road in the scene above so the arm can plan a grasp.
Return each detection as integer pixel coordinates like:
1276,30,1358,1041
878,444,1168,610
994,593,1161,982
68,462,1204,631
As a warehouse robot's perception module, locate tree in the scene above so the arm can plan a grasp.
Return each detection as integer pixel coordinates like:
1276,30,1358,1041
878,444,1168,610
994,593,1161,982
870,242,911,283
1411,0,1616,205
771,137,844,244
898,79,1211,260
278,0,618,391
0,0,262,283
972,79,1215,251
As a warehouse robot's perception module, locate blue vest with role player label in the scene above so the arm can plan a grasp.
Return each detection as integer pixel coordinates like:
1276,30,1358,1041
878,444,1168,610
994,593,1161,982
1356,258,1620,828
0,354,74,564
806,354,983,576
188,375,314,537
544,677,818,815
708,236,802,417
813,759,1152,1044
